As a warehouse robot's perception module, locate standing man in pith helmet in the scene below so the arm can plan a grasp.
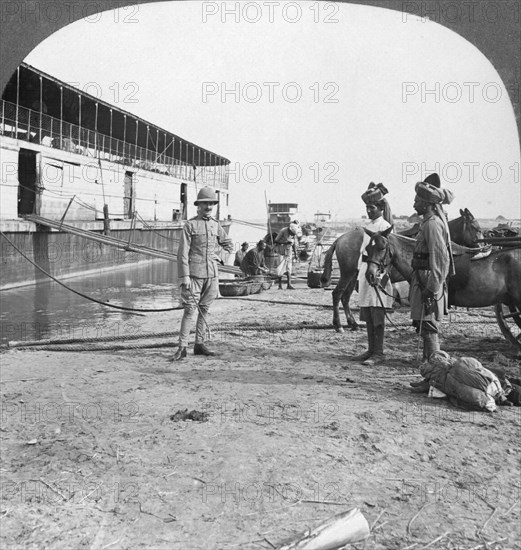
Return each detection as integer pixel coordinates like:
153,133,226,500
171,186,233,361
410,173,455,361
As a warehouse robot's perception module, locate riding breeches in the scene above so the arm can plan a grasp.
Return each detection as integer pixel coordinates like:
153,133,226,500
178,277,218,347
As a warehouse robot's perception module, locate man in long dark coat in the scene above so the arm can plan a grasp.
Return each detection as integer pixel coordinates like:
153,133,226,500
241,240,269,276
410,174,455,360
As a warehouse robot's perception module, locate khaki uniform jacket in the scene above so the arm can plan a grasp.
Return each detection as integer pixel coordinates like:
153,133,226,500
178,216,233,279
409,212,451,321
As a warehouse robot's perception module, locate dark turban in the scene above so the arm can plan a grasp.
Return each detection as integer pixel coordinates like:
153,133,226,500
415,181,454,205
415,174,455,277
362,182,389,205
424,173,441,188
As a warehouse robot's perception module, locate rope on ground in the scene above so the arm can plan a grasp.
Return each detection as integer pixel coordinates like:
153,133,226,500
5,321,382,351
0,230,184,313
8,330,180,348
3,306,499,351
14,340,178,353
217,296,499,325
4,314,500,352
219,296,334,308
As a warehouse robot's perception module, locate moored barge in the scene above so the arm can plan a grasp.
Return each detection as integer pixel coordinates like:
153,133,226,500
0,63,232,289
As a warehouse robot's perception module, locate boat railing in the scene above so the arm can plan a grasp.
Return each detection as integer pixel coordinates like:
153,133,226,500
0,99,228,189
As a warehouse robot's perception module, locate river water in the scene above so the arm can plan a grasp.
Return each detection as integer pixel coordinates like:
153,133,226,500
0,260,182,344
0,220,268,344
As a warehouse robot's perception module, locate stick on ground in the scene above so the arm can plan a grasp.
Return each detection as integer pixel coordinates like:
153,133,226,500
407,502,433,537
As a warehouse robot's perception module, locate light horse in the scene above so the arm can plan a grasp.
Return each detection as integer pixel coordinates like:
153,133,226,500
364,228,521,338
321,209,484,332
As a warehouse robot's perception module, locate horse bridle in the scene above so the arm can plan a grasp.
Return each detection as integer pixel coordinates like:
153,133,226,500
366,235,393,275
366,235,400,329
465,218,483,246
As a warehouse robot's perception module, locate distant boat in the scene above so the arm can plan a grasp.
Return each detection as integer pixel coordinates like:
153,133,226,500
314,211,332,225
267,201,299,235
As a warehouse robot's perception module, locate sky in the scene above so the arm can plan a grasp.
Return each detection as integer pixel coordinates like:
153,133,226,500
24,1,520,222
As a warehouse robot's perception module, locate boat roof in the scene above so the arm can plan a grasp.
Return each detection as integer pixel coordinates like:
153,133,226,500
2,62,229,166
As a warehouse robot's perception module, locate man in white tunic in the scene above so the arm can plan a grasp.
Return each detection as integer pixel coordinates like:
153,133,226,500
274,222,300,290
353,183,394,365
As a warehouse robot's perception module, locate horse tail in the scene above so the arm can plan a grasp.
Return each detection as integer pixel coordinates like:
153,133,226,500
320,240,337,287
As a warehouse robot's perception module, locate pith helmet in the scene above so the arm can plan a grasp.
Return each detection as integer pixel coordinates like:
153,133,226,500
194,186,218,205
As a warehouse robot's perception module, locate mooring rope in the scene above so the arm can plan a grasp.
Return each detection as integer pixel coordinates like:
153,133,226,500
15,340,177,353
218,296,334,308
230,218,267,230
4,322,336,350
8,330,179,348
14,324,357,352
2,314,499,353
134,212,181,242
0,231,184,313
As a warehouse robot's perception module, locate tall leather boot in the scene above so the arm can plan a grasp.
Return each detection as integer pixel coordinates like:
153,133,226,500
352,321,374,362
422,343,428,361
421,330,429,360
374,324,385,357
423,332,440,361
364,324,385,365
421,335,429,361
428,332,440,357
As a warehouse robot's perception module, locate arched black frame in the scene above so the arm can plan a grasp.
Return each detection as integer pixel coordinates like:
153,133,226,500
0,0,519,140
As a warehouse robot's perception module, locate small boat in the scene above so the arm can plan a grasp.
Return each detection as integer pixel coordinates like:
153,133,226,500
247,280,263,294
218,280,252,297
219,275,273,297
245,274,273,293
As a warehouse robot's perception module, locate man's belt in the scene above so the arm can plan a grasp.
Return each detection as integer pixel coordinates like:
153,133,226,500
412,252,430,270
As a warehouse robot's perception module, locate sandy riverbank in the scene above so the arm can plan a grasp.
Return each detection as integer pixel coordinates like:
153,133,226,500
1,282,520,549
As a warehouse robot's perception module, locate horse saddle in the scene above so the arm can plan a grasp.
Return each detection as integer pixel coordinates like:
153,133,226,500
469,244,492,261
448,244,492,300
452,242,492,263
398,223,420,238
485,226,519,239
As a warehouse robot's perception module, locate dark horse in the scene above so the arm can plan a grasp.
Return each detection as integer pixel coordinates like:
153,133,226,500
364,230,521,347
321,209,484,332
